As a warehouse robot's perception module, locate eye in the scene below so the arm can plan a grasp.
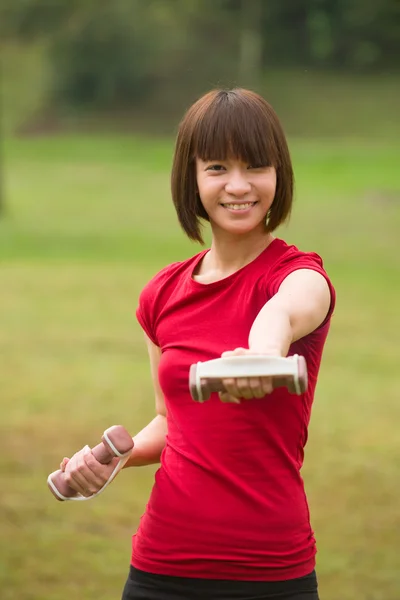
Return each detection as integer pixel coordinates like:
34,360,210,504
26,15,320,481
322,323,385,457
247,164,269,170
205,164,225,172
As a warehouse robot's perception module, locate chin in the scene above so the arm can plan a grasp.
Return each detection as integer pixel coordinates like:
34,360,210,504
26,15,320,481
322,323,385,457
220,218,267,236
223,225,260,236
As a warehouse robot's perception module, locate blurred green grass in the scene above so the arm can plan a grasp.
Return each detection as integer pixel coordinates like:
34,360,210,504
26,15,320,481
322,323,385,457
1,134,400,600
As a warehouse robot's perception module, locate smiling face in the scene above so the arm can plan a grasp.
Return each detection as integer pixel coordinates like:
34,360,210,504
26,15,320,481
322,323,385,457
196,157,277,237
171,89,294,243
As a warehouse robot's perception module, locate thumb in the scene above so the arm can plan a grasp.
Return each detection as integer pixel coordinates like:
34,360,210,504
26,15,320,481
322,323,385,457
219,392,240,404
221,347,247,357
104,455,125,478
60,457,70,472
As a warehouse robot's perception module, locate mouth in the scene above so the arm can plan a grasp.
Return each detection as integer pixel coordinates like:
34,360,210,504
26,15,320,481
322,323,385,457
220,201,258,211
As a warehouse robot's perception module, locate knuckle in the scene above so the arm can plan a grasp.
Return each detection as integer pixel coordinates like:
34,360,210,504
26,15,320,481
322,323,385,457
249,377,260,389
99,473,109,485
223,386,234,396
64,472,73,486
84,452,96,466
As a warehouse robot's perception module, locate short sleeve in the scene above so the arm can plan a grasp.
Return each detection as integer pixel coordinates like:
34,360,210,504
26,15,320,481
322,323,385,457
135,261,181,347
136,281,159,346
267,249,336,326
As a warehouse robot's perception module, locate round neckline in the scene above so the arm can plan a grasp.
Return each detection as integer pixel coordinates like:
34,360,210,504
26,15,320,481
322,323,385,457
189,237,281,289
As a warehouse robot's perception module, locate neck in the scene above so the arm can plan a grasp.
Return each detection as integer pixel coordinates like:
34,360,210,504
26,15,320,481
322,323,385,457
206,227,274,274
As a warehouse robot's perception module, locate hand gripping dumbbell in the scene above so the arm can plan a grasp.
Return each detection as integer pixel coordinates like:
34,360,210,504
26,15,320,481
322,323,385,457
47,425,134,501
189,354,308,402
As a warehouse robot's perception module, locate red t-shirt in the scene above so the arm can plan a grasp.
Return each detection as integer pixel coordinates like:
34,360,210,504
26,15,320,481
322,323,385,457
133,238,335,581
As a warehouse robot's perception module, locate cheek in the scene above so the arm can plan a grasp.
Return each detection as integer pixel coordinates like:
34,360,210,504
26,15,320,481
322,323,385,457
196,173,206,195
198,179,221,202
261,176,277,199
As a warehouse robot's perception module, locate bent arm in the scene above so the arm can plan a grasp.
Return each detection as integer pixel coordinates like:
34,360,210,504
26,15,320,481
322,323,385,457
248,269,332,356
123,334,168,468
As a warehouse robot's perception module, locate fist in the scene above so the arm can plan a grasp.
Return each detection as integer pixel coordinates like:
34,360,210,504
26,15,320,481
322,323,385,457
219,347,281,404
62,446,119,497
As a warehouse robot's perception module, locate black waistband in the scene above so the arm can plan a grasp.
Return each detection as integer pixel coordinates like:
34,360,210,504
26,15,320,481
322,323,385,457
128,566,318,597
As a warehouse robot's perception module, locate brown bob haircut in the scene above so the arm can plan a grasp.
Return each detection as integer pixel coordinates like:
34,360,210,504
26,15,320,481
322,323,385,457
171,88,294,244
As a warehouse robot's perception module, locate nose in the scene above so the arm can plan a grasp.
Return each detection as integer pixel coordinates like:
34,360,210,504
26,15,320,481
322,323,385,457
224,168,251,197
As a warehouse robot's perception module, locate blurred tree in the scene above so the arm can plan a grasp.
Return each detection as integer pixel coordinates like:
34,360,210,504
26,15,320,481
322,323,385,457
50,1,157,108
0,63,4,215
259,1,311,68
237,0,264,88
0,0,77,39
1,0,239,110
307,0,400,70
0,0,398,115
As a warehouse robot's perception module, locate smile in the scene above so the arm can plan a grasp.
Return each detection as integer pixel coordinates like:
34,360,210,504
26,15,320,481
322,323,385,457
221,202,258,211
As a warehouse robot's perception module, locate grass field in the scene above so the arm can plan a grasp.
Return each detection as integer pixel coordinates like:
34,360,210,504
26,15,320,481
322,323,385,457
1,134,400,600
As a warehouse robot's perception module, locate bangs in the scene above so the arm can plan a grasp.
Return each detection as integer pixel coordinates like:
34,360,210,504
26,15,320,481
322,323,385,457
191,90,280,167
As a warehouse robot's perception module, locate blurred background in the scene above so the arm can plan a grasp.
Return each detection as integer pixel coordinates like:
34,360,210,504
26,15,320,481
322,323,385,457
0,1,399,599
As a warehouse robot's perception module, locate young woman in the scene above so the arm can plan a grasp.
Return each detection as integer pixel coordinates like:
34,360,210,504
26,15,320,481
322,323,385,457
62,88,335,600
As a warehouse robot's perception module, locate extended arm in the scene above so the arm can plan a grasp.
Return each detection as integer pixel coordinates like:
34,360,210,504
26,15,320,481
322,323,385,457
248,268,331,355
220,269,332,401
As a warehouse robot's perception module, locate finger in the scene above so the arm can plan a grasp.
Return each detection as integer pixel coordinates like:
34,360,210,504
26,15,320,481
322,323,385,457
261,377,274,395
235,377,254,400
249,377,266,398
64,466,89,496
60,457,69,472
221,347,247,358
64,447,95,496
219,392,240,404
65,467,91,496
75,448,106,496
83,452,117,488
222,378,242,399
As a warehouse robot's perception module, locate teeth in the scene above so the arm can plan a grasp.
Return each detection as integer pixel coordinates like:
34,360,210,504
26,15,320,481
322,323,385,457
223,202,255,210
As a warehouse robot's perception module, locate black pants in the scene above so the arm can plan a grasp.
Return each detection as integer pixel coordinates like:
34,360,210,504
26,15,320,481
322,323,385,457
121,566,319,600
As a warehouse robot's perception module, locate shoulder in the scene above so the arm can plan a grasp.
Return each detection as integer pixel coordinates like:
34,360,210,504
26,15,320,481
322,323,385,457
254,237,335,314
264,238,331,283
265,238,326,270
141,261,183,293
136,252,206,345
265,238,336,320
140,250,207,297
138,250,207,315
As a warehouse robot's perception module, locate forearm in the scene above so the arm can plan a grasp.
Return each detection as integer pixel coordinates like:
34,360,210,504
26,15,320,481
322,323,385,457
123,414,167,468
248,303,293,356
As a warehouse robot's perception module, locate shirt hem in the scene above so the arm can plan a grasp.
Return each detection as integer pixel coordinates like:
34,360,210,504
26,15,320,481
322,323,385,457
130,555,316,582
